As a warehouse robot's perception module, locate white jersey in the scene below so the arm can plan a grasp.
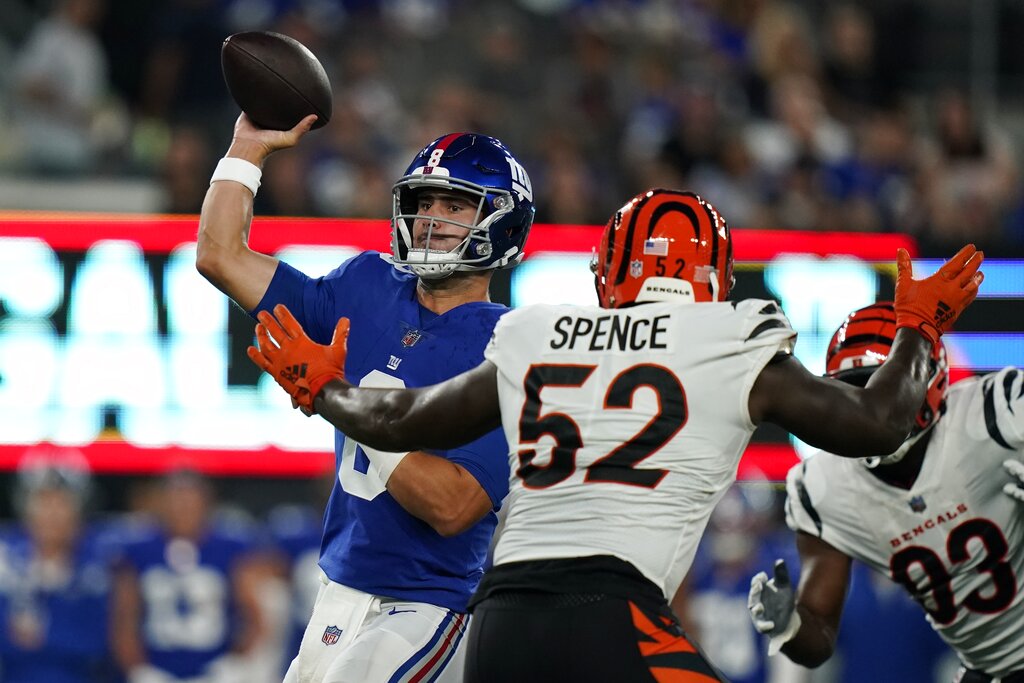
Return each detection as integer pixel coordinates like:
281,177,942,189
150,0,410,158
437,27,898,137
786,367,1024,676
484,299,795,601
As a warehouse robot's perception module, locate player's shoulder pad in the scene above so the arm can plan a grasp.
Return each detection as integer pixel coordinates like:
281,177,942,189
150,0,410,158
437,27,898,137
731,298,797,352
492,303,556,338
974,366,1024,451
784,452,832,537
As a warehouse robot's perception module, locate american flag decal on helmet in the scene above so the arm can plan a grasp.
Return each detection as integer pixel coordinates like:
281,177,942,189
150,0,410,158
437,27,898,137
643,238,669,256
322,625,342,645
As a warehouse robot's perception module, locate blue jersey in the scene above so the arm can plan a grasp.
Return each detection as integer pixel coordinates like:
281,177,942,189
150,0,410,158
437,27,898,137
0,526,116,683
254,252,510,611
116,520,257,679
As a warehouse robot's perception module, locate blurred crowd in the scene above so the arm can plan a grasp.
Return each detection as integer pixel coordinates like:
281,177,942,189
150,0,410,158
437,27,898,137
2,0,1024,247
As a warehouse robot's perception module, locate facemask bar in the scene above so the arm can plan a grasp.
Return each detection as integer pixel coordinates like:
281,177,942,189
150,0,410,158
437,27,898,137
391,175,514,278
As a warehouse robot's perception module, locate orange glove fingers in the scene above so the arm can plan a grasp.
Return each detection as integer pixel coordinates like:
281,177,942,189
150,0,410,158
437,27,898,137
957,252,984,287
331,316,350,347
246,344,273,374
936,243,978,280
256,309,291,345
272,303,306,340
894,244,985,345
253,322,285,364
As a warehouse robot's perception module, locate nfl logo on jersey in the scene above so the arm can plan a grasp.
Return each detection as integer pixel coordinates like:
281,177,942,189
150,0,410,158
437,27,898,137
322,625,343,645
401,328,422,348
908,495,927,513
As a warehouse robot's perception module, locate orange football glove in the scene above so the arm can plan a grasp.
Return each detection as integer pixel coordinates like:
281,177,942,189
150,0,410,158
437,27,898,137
895,244,984,346
246,304,349,412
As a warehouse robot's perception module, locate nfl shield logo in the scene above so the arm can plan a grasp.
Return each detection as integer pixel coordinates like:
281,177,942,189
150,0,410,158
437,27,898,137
629,259,643,278
908,495,927,513
322,625,342,645
401,329,422,348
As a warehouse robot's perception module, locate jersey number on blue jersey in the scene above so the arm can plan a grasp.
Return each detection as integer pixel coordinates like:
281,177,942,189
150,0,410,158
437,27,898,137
141,566,229,649
517,363,687,490
339,370,409,500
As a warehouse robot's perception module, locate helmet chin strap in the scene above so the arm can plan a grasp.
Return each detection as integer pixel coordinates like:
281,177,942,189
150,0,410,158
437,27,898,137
862,422,935,468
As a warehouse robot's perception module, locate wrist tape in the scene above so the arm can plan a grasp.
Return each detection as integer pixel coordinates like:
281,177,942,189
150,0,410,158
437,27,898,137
210,157,262,197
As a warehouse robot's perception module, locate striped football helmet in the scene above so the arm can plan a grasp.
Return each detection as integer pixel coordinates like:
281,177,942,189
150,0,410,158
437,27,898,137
592,189,733,308
826,301,948,464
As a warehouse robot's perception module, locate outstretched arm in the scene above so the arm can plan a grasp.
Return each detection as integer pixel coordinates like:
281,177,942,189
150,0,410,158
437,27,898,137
314,363,502,452
750,244,983,457
195,113,318,311
750,328,932,456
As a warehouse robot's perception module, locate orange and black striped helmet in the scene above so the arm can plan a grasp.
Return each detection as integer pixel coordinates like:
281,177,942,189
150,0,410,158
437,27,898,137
826,301,948,434
592,189,733,308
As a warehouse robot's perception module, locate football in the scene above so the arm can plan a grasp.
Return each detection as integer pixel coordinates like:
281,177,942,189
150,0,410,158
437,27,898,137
221,31,333,131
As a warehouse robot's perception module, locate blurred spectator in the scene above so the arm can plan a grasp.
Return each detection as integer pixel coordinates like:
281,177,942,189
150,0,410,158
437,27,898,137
821,4,887,123
744,74,854,230
137,0,235,151
659,83,730,184
685,132,769,228
918,88,1020,245
822,106,924,233
162,125,215,214
534,127,603,224
10,0,112,175
0,446,117,683
745,1,819,116
258,149,318,217
110,469,270,683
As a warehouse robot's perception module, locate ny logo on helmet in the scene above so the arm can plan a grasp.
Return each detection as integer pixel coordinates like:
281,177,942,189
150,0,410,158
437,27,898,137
505,156,533,202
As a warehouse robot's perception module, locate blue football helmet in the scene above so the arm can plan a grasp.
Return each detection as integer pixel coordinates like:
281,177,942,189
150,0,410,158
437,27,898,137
391,133,535,278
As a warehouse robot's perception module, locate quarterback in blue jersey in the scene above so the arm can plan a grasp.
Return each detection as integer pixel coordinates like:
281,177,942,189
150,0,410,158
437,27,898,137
197,113,534,683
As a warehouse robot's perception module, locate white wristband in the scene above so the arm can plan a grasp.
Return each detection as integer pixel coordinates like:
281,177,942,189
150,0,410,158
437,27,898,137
366,449,410,486
210,157,262,197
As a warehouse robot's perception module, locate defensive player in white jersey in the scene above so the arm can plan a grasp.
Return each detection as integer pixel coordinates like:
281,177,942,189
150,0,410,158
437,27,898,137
748,302,1024,683
248,189,983,682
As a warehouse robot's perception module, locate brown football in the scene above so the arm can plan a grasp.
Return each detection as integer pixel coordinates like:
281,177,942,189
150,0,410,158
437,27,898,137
221,31,332,131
